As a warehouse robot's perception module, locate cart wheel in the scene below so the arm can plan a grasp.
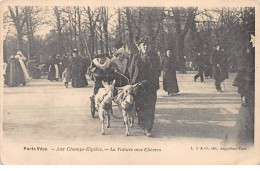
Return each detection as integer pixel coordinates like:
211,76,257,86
90,96,96,118
91,105,96,118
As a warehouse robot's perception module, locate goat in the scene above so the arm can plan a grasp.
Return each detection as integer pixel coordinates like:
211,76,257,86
114,81,144,136
95,80,116,135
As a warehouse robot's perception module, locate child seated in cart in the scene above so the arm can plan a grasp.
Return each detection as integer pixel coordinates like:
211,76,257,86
88,53,116,101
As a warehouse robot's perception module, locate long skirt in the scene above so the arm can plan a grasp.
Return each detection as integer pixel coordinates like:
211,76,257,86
5,60,26,87
48,64,59,81
135,90,157,132
71,70,88,88
163,71,179,93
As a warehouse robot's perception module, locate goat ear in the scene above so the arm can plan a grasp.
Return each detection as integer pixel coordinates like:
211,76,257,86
101,80,106,87
112,80,116,87
132,82,140,87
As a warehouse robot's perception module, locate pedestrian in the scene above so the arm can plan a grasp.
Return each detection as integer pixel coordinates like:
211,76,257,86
194,51,205,83
47,54,60,81
162,49,179,95
62,68,71,88
210,43,229,92
70,49,88,88
4,51,30,87
5,55,26,87
233,34,255,145
16,51,30,84
202,44,212,79
129,36,161,137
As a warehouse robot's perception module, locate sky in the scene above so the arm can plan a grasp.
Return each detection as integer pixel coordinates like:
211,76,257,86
3,7,229,40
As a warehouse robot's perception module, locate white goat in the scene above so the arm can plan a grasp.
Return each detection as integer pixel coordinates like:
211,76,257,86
95,80,116,135
114,82,143,136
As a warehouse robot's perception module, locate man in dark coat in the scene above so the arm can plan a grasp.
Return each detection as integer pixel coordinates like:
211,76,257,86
163,49,179,95
210,44,229,92
128,37,161,137
70,49,88,88
202,44,212,79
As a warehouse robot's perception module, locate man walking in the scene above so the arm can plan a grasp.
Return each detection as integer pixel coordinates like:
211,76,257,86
210,43,229,92
129,37,161,137
194,51,205,83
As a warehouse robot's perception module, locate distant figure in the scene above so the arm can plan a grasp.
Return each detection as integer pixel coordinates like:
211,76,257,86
62,68,71,88
194,52,205,83
70,49,88,88
210,44,229,92
47,54,60,81
162,49,179,95
202,44,212,79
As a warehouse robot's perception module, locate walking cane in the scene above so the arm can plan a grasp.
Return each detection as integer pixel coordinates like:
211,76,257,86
217,64,226,92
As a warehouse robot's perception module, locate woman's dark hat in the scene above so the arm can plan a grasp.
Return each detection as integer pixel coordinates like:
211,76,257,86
95,53,109,58
115,40,124,49
137,37,149,46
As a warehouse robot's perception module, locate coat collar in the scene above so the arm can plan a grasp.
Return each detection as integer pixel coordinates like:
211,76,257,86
93,57,111,70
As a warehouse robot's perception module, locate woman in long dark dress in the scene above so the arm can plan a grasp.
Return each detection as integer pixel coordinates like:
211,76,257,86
5,52,30,87
70,49,88,88
47,55,60,81
5,55,26,87
162,50,179,95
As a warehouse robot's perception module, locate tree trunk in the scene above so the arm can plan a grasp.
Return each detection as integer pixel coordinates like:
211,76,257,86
177,33,186,73
137,8,142,39
9,7,27,53
103,7,109,53
126,8,134,52
77,7,85,57
99,22,104,53
17,28,24,52
54,7,63,55
118,8,122,41
74,7,77,46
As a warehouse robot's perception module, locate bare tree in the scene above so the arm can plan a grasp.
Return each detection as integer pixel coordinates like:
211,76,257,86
83,7,100,57
172,7,197,73
8,6,28,52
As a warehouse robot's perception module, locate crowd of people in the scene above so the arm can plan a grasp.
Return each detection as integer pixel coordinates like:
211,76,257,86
2,34,255,141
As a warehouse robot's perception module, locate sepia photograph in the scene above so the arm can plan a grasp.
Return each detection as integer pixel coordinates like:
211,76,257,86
0,0,259,165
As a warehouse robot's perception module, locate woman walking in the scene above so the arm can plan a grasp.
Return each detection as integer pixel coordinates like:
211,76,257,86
162,49,179,95
47,54,60,81
4,51,30,87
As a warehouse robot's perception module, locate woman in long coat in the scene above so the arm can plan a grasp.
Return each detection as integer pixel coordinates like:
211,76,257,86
162,50,179,95
47,55,60,81
70,49,88,88
5,55,26,87
5,52,30,87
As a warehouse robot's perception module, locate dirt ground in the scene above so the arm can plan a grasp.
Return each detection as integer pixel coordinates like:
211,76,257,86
3,72,241,142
